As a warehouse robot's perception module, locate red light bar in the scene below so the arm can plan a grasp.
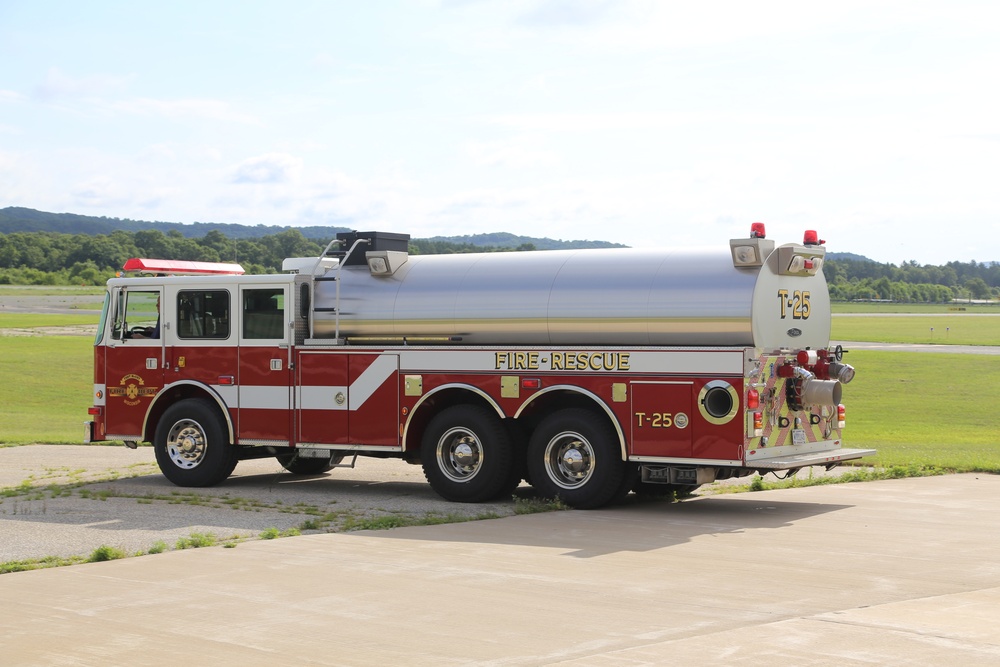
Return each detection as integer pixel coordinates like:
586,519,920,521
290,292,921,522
121,258,245,276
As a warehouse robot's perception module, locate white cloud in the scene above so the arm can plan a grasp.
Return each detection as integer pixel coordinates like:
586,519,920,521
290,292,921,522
463,138,558,168
32,67,132,102
110,98,261,125
0,89,26,103
230,153,303,184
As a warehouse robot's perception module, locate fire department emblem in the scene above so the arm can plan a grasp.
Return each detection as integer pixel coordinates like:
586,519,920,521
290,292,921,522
109,374,158,407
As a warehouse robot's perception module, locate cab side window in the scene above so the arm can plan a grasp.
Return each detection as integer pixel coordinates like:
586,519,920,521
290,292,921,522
112,290,160,340
243,288,286,339
178,290,230,339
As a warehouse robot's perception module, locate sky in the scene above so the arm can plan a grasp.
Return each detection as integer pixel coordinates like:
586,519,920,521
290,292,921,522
1,0,998,265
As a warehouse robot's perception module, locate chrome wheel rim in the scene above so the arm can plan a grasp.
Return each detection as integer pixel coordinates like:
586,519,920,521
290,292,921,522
166,419,208,469
543,432,594,489
436,427,483,482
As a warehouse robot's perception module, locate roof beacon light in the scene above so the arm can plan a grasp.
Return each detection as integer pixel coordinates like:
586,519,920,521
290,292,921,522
750,222,766,239
122,258,245,276
803,230,825,246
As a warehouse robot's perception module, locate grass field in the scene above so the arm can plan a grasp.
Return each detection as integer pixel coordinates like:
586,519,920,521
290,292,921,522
0,286,105,296
0,313,101,329
0,335,94,444
844,350,1000,470
1,312,998,472
833,315,1000,346
832,302,998,314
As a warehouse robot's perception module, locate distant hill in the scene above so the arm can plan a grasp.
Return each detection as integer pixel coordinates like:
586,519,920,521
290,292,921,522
826,251,875,263
0,206,626,250
0,206,350,240
423,232,626,250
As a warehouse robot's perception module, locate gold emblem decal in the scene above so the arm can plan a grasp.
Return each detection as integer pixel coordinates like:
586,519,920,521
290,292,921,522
108,373,158,407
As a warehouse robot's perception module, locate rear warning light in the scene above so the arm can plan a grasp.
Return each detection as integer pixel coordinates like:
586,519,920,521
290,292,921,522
803,230,826,246
747,388,760,409
837,404,846,429
750,222,766,238
88,407,102,416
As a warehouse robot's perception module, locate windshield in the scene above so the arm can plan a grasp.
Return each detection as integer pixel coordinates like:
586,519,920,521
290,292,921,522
95,291,110,345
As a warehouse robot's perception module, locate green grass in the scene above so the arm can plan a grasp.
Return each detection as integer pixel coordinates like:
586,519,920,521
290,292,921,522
0,336,95,444
845,350,1000,470
0,286,105,296
833,315,1000,346
0,313,101,328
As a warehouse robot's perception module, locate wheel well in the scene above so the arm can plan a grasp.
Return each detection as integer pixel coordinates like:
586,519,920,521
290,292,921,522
515,389,625,460
144,384,233,444
403,386,502,460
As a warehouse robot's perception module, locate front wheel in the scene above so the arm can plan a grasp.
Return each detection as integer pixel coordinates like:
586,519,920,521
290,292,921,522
154,399,236,487
421,405,514,503
527,408,625,509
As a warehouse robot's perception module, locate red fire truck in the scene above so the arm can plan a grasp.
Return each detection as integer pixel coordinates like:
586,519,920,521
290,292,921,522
86,224,872,508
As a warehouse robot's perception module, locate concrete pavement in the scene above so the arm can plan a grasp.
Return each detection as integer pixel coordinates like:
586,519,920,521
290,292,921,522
2,474,999,665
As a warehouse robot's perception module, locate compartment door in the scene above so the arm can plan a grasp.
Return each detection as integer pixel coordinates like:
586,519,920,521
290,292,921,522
630,381,694,458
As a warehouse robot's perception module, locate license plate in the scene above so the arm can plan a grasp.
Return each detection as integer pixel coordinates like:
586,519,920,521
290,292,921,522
792,429,807,445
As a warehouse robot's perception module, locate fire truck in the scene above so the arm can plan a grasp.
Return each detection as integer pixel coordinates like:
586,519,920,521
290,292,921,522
85,223,873,509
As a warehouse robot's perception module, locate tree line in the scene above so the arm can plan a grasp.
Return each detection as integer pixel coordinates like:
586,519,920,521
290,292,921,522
0,229,996,302
823,257,998,302
0,229,540,286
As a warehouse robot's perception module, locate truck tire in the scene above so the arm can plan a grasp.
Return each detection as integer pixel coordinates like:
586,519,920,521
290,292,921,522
527,408,625,509
421,404,514,503
154,399,237,487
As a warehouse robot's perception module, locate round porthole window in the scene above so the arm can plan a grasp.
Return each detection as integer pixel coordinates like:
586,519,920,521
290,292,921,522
698,380,739,425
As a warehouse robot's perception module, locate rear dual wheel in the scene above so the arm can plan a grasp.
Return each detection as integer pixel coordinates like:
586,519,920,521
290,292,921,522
527,409,625,509
421,405,515,503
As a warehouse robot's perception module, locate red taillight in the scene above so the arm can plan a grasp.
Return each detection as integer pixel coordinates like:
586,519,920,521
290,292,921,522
88,407,102,416
750,222,766,238
747,388,760,409
838,404,846,420
753,411,763,430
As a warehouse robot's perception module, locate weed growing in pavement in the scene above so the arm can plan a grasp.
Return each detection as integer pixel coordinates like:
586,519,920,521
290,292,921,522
727,464,949,494
89,545,127,562
513,495,570,514
0,555,87,574
175,532,217,549
260,527,301,540
340,509,503,532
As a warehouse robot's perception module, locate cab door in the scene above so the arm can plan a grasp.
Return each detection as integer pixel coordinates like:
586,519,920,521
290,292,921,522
237,285,291,444
103,288,164,439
